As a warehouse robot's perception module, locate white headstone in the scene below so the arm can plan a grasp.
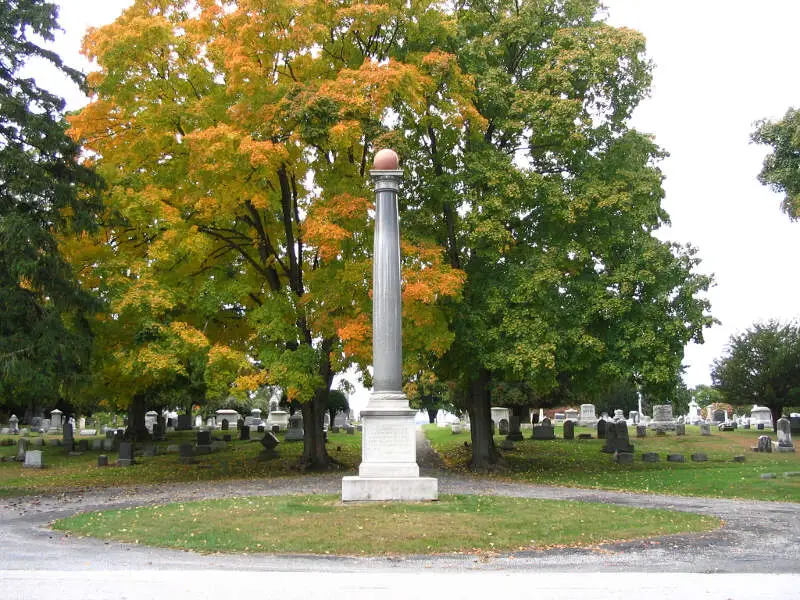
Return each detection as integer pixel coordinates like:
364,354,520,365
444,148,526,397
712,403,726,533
23,450,43,468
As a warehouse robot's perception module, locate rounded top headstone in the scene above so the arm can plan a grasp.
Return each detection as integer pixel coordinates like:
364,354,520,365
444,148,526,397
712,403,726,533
373,148,399,170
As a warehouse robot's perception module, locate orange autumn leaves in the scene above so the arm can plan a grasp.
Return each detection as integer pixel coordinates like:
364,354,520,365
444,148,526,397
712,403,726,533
65,0,469,404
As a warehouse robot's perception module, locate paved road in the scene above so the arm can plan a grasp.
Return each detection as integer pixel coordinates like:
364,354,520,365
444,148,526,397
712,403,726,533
1,431,799,598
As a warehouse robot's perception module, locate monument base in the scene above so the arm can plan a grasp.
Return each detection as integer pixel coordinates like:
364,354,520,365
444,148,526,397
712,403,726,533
342,476,438,502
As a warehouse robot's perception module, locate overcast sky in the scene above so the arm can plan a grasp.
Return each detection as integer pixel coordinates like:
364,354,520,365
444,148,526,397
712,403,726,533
39,0,800,406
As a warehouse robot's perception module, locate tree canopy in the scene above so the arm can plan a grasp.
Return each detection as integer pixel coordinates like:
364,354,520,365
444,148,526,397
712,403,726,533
712,320,800,429
752,107,800,220
0,0,101,420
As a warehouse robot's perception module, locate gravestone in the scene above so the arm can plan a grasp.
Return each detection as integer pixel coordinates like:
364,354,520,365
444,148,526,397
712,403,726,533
757,423,765,430
77,439,89,452
117,442,135,466
564,409,578,422
602,421,633,454
141,445,156,457
700,423,711,436
498,419,509,436
507,415,524,442
613,409,625,422
597,418,607,439
97,455,108,467
790,416,800,435
577,403,597,427
331,426,340,433
23,450,43,468
691,453,708,462
272,425,280,434
563,420,575,440
62,422,74,451
259,432,280,459
92,439,103,451
179,443,195,464
176,414,192,430
257,425,265,433
750,406,772,429
451,424,463,435
676,423,686,436
776,417,795,452
629,411,639,424
711,409,726,424
532,417,555,440
666,453,685,463
755,435,772,453
8,414,19,434
649,404,677,431
614,451,634,464
102,439,113,451
345,425,356,435
636,425,647,438
240,426,250,441
641,452,659,462
220,419,229,431
237,418,245,431
285,412,305,441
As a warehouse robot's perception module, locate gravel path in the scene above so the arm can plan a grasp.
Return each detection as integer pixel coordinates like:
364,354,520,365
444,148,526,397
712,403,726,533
0,430,798,573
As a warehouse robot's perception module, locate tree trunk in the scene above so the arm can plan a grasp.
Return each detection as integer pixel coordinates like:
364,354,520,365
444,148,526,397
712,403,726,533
770,404,782,432
467,369,505,472
427,408,438,424
125,394,150,442
300,339,336,471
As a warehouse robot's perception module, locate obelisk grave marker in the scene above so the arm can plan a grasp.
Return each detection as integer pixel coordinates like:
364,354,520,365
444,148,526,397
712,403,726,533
341,149,438,502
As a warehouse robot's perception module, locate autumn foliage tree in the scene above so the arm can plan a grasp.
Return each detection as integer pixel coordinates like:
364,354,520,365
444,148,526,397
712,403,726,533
68,0,463,465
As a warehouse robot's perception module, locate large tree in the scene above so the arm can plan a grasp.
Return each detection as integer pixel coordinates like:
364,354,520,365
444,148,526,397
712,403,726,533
392,0,714,469
752,107,800,219
712,320,800,429
0,0,100,421
67,0,462,466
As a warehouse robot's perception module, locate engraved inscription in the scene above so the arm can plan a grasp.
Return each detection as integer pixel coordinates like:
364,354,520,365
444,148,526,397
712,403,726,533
364,421,413,462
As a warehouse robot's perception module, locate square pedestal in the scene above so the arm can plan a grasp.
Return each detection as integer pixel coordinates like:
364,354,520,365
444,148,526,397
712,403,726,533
342,475,438,502
342,407,438,502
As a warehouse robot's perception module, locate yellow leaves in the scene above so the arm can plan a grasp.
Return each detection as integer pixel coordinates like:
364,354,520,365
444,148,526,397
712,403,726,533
238,137,285,169
168,322,210,351
234,372,268,393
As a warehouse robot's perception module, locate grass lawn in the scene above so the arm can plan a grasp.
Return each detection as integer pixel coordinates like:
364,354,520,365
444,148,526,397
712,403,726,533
0,430,361,497
424,424,800,502
51,493,720,555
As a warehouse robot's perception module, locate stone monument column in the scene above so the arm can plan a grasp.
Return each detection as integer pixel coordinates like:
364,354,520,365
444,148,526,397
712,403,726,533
342,149,438,502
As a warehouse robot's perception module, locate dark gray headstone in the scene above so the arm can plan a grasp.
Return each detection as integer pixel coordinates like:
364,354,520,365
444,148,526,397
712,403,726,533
223,434,232,442
272,425,280,434
532,424,555,440
507,416,523,441
118,442,135,466
597,418,607,439
614,451,634,464
691,453,708,462
179,443,195,464
757,423,765,430
498,419,509,436
257,425,265,433
666,453,685,462
563,420,575,440
97,455,108,467
77,439,89,452
636,425,647,438
176,414,192,430
221,419,229,430
237,418,245,430
603,421,633,454
641,452,659,462
240,426,250,441
259,432,280,458
196,430,211,445
732,455,746,463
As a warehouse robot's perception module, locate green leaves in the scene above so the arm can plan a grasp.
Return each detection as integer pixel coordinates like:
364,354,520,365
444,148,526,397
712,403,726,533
752,107,800,219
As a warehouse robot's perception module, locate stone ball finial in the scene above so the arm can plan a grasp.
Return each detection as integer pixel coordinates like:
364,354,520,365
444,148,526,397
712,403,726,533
373,148,399,170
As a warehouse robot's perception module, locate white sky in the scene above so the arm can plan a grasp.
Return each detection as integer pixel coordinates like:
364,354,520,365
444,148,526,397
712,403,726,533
39,0,800,408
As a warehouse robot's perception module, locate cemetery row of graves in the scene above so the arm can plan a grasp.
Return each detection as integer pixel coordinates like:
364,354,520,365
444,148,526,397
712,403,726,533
1,400,798,503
